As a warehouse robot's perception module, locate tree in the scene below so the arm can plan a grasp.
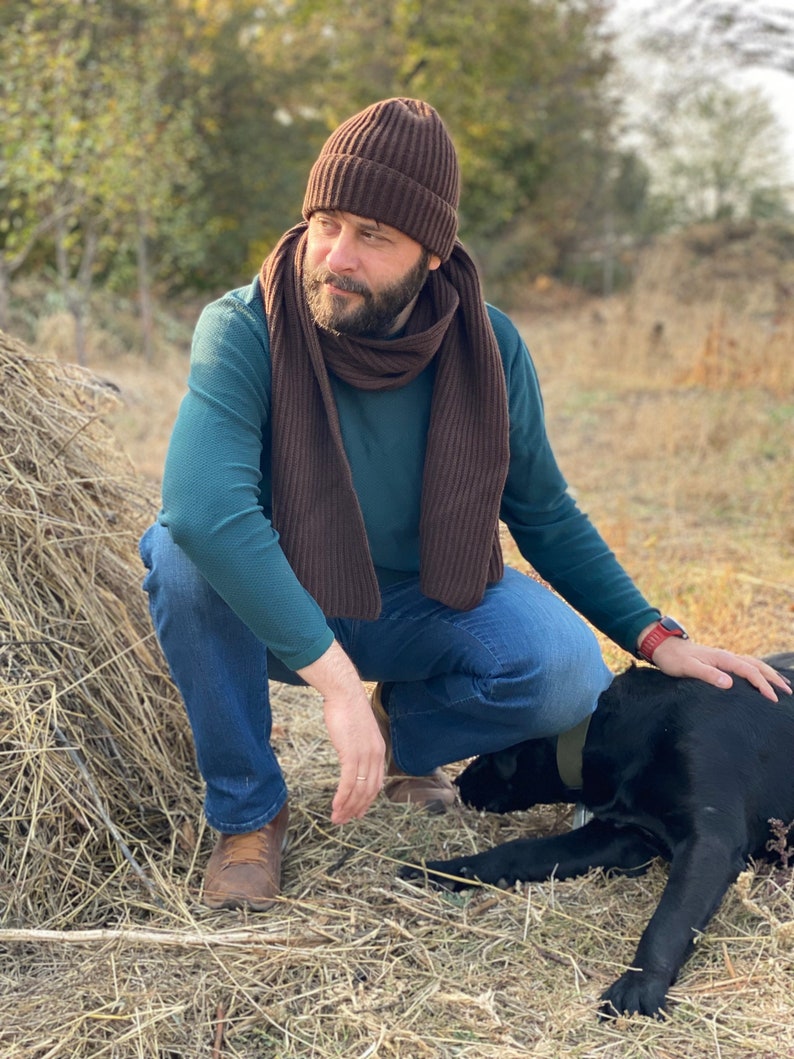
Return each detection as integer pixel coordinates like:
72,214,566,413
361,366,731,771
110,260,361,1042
652,0,794,74
240,0,621,298
2,0,633,312
169,0,329,287
0,0,206,360
0,5,82,331
607,0,792,232
92,10,209,359
649,83,789,224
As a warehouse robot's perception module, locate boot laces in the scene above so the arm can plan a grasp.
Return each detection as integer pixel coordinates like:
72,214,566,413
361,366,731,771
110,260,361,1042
221,827,277,868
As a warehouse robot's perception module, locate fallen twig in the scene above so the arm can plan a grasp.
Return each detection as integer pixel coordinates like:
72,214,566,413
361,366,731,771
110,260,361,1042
212,1002,226,1059
0,926,324,948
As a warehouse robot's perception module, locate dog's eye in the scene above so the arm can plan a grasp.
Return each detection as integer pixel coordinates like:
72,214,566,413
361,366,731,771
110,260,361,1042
494,752,518,781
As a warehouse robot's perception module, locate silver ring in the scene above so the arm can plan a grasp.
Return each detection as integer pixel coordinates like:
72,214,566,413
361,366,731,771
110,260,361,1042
356,775,368,781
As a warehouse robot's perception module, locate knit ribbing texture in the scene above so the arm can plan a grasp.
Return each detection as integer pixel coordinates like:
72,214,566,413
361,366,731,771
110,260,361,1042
260,224,510,619
303,98,460,262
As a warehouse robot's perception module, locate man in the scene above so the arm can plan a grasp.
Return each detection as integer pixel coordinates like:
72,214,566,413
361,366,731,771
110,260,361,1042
140,98,789,912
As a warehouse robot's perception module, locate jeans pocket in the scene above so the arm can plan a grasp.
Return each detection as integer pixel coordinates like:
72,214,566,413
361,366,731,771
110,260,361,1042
139,522,156,571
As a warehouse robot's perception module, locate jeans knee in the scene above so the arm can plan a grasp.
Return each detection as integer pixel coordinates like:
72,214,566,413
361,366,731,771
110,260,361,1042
542,635,614,728
140,522,212,613
500,620,611,741
540,623,609,694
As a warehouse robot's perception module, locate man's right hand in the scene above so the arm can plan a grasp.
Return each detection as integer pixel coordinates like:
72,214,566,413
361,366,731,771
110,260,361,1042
297,640,385,824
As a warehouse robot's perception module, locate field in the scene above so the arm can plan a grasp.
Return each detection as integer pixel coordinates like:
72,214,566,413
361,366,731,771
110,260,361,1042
2,224,793,1057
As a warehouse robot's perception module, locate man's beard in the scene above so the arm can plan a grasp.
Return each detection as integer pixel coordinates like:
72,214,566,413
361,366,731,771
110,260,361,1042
304,250,432,339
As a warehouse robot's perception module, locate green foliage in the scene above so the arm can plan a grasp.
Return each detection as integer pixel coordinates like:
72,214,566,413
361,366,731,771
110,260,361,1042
18,0,790,325
171,0,329,285
2,0,629,307
242,0,621,298
0,0,207,325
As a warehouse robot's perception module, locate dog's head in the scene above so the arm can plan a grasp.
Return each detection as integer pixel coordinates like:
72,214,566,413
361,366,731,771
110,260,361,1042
455,736,574,813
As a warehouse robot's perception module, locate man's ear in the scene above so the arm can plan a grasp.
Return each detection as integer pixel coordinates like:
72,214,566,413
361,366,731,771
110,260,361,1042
428,253,442,271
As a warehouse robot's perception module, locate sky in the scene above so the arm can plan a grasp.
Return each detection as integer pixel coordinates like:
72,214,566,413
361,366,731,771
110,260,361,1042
606,0,794,181
737,66,794,174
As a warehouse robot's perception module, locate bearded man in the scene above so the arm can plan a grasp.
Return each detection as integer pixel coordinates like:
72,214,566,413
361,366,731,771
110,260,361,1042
140,98,788,911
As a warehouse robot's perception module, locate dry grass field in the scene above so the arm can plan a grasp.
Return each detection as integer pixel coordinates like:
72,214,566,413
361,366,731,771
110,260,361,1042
2,224,793,1057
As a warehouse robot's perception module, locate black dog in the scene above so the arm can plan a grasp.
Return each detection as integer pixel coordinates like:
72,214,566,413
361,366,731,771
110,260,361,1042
400,654,794,1019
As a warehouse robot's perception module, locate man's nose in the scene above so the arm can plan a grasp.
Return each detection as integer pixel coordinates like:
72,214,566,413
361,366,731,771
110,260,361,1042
325,230,358,273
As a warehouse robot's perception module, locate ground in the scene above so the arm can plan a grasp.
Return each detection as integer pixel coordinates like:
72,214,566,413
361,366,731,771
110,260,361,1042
2,222,793,1056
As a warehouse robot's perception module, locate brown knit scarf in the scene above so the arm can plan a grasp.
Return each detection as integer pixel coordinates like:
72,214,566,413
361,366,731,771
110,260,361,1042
259,222,509,619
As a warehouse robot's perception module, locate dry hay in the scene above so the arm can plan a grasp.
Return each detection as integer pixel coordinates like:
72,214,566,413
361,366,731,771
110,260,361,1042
2,330,794,1058
0,329,201,929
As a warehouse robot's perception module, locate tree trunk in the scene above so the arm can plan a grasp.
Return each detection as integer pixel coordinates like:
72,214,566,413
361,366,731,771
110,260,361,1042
137,211,155,362
0,262,10,332
55,217,97,366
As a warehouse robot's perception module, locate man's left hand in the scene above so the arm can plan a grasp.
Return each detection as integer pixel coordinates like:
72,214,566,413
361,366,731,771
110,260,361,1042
650,636,792,702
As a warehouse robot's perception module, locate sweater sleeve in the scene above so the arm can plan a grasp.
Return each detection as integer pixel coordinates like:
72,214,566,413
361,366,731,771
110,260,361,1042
159,283,334,670
491,307,659,654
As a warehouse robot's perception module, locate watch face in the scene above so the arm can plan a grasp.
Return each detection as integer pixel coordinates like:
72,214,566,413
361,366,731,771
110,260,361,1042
660,616,688,637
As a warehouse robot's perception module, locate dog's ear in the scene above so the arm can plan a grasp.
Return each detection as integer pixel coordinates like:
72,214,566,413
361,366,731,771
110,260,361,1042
455,749,520,812
492,746,521,781
456,737,566,813
455,744,521,792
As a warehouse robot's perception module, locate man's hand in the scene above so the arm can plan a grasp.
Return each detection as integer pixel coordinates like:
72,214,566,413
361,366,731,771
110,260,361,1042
639,624,792,702
297,640,385,824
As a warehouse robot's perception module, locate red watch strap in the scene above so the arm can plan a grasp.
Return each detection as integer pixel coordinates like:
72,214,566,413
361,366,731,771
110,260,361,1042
639,622,685,663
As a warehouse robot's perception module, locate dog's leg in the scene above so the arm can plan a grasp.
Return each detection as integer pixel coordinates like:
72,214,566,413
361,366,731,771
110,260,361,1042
399,818,658,890
599,833,746,1020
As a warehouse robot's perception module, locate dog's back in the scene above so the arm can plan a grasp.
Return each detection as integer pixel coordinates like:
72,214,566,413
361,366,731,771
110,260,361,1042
582,664,794,861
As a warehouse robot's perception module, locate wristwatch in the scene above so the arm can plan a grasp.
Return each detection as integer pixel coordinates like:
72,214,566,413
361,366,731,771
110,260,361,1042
638,616,689,663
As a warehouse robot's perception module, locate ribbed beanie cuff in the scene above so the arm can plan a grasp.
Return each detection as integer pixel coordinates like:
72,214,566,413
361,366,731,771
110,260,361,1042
302,98,460,261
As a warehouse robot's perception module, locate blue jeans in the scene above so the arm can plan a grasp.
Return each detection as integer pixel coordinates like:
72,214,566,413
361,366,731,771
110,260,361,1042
140,522,613,834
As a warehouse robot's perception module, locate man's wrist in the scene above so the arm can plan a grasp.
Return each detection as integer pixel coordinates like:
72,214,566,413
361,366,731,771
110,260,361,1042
297,639,361,698
637,617,690,663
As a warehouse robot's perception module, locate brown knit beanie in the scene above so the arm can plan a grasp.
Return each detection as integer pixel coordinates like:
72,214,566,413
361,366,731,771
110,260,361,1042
302,98,460,262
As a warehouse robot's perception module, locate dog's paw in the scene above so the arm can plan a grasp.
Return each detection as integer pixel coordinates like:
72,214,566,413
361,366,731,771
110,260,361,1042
397,862,425,883
398,858,479,891
598,971,669,1021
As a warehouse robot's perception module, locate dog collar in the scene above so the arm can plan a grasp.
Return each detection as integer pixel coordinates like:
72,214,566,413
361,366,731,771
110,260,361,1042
555,712,592,790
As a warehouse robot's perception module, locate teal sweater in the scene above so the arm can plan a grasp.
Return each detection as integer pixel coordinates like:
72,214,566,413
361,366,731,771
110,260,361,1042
160,278,658,669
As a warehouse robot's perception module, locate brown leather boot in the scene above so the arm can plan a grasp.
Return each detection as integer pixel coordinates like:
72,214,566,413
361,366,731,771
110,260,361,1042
371,685,457,813
202,803,289,911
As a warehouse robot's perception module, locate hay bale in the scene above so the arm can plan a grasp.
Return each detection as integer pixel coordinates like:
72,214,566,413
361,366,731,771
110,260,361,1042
0,330,199,928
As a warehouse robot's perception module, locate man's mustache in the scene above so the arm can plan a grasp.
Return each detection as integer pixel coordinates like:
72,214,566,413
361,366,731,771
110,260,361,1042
312,269,370,297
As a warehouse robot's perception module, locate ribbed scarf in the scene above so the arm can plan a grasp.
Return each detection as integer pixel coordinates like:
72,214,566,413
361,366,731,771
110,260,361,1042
259,222,509,619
